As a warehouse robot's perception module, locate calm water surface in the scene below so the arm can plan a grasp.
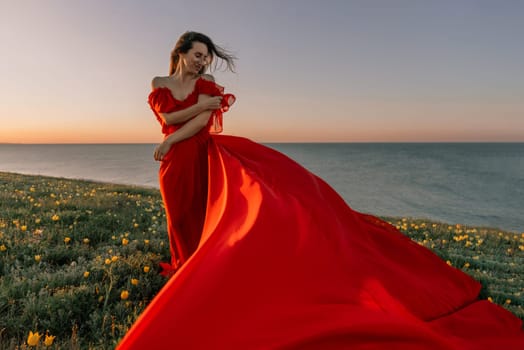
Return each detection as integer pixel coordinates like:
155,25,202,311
0,143,522,232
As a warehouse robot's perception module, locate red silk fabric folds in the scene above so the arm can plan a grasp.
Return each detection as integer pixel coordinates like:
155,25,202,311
117,77,524,349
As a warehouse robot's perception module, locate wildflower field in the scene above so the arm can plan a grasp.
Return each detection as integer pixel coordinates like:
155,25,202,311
0,171,523,349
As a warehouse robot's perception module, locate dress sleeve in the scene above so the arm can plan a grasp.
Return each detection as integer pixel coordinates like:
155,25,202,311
148,88,171,114
147,88,177,132
197,78,225,96
197,79,236,134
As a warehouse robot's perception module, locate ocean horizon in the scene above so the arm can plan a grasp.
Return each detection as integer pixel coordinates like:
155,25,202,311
1,142,522,232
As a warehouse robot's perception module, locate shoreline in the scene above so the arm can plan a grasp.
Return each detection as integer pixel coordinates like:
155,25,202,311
0,170,160,190
1,170,521,233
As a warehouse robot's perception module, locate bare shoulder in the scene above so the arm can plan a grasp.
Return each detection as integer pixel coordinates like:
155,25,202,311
151,76,169,89
200,74,215,82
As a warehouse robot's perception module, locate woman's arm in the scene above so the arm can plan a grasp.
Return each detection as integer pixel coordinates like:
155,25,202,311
153,108,213,161
159,103,207,125
151,77,221,125
152,74,223,160
159,98,221,124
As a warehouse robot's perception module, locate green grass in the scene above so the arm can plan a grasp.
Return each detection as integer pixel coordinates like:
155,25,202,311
0,171,522,349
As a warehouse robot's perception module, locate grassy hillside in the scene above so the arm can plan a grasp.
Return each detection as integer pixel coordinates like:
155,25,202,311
0,172,522,349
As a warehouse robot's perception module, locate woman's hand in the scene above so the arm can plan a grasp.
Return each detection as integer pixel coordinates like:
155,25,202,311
198,95,222,111
154,141,172,161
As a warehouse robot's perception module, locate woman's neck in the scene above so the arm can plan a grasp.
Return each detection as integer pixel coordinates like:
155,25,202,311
171,68,198,83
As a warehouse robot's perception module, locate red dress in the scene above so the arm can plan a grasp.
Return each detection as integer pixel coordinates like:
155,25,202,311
117,77,524,349
148,78,234,274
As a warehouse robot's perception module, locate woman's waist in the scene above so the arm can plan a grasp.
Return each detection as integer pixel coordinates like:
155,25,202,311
162,125,210,138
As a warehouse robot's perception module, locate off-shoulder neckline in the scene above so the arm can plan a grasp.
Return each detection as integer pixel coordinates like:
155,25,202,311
151,76,203,103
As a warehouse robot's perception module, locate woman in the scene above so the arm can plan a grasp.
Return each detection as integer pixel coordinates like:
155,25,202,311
146,31,236,276
117,32,524,349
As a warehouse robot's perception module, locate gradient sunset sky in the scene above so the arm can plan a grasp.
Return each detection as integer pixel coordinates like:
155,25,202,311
1,0,523,143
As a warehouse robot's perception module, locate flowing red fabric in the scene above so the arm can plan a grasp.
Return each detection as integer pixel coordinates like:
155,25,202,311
118,77,524,349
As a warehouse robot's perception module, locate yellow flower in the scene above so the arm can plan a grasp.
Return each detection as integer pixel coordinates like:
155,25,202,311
505,299,511,305
83,238,90,244
21,225,27,231
83,271,90,278
122,238,129,246
133,223,139,228
105,258,111,265
143,266,150,273
64,237,71,244
44,334,56,347
487,297,493,303
111,256,118,262
27,331,41,346
35,218,41,224
446,260,452,266
144,239,150,245
463,262,470,268
131,278,139,286
0,244,6,252
121,290,129,300
34,255,41,262
51,214,60,221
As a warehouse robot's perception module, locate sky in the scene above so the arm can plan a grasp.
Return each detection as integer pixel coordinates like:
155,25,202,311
1,0,523,143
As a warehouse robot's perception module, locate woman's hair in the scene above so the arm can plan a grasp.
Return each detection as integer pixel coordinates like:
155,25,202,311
169,31,236,75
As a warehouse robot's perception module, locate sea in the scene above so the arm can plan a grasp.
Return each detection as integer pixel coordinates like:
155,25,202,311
0,143,522,232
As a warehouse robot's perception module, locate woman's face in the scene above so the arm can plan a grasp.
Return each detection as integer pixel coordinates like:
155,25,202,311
180,41,210,74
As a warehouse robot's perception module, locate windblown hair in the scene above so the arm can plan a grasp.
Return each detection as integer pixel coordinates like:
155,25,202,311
169,31,236,75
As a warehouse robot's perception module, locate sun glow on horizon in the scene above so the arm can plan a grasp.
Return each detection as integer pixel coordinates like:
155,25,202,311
1,2,523,144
